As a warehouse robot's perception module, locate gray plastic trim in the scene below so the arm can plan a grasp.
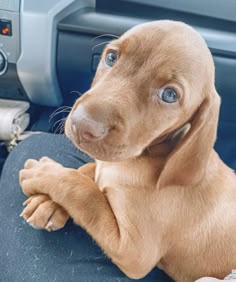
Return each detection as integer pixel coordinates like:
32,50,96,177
59,10,236,57
197,27,236,57
124,0,236,23
17,0,95,106
0,0,20,12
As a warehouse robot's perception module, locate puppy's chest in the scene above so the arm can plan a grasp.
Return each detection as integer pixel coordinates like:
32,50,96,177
95,163,136,192
95,160,159,192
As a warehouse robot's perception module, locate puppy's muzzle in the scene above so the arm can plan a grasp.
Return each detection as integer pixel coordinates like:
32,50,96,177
70,106,108,143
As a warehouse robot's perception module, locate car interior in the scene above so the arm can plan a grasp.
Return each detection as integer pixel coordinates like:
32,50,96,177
0,0,235,280
0,0,236,175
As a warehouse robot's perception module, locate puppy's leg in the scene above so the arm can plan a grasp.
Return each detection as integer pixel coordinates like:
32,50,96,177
48,172,154,279
78,162,96,179
20,160,156,279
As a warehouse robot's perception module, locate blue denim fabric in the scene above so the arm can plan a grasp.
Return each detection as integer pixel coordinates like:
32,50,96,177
0,133,173,282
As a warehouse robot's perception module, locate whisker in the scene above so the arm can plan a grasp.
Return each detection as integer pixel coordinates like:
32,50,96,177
92,34,119,41
70,90,82,96
49,111,70,124
52,118,66,130
92,41,111,51
53,118,67,133
50,109,71,120
50,106,71,117
49,106,71,122
58,120,66,134
60,120,67,134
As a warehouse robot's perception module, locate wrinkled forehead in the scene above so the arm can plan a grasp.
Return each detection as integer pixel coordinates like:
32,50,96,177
120,20,205,51
107,21,212,83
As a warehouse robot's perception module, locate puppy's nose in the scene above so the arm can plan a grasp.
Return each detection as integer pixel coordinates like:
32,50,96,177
70,106,108,142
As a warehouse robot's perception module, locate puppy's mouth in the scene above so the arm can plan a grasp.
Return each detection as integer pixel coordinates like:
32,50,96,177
65,117,131,161
65,107,191,162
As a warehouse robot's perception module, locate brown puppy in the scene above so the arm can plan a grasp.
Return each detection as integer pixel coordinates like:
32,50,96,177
19,21,236,282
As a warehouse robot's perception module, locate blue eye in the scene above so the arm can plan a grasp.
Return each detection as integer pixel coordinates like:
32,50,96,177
159,88,178,103
105,51,118,67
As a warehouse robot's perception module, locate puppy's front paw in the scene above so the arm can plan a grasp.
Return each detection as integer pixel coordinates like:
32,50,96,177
20,194,69,231
19,157,64,196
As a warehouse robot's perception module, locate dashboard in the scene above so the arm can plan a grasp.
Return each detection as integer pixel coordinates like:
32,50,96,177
0,0,236,123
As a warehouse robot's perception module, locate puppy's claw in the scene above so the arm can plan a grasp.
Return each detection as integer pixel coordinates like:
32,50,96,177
26,217,41,229
45,221,53,232
23,198,31,206
20,210,27,219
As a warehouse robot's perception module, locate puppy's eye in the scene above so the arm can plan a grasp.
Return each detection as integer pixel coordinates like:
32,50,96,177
105,51,118,67
159,88,178,103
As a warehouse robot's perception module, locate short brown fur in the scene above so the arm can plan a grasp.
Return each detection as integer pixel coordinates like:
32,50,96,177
20,21,236,281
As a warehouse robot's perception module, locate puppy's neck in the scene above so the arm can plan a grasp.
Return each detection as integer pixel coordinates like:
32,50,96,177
95,123,191,189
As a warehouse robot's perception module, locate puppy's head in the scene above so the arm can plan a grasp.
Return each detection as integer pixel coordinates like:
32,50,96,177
65,20,218,163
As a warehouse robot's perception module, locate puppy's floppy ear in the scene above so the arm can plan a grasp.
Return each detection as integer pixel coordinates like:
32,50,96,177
159,88,221,187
